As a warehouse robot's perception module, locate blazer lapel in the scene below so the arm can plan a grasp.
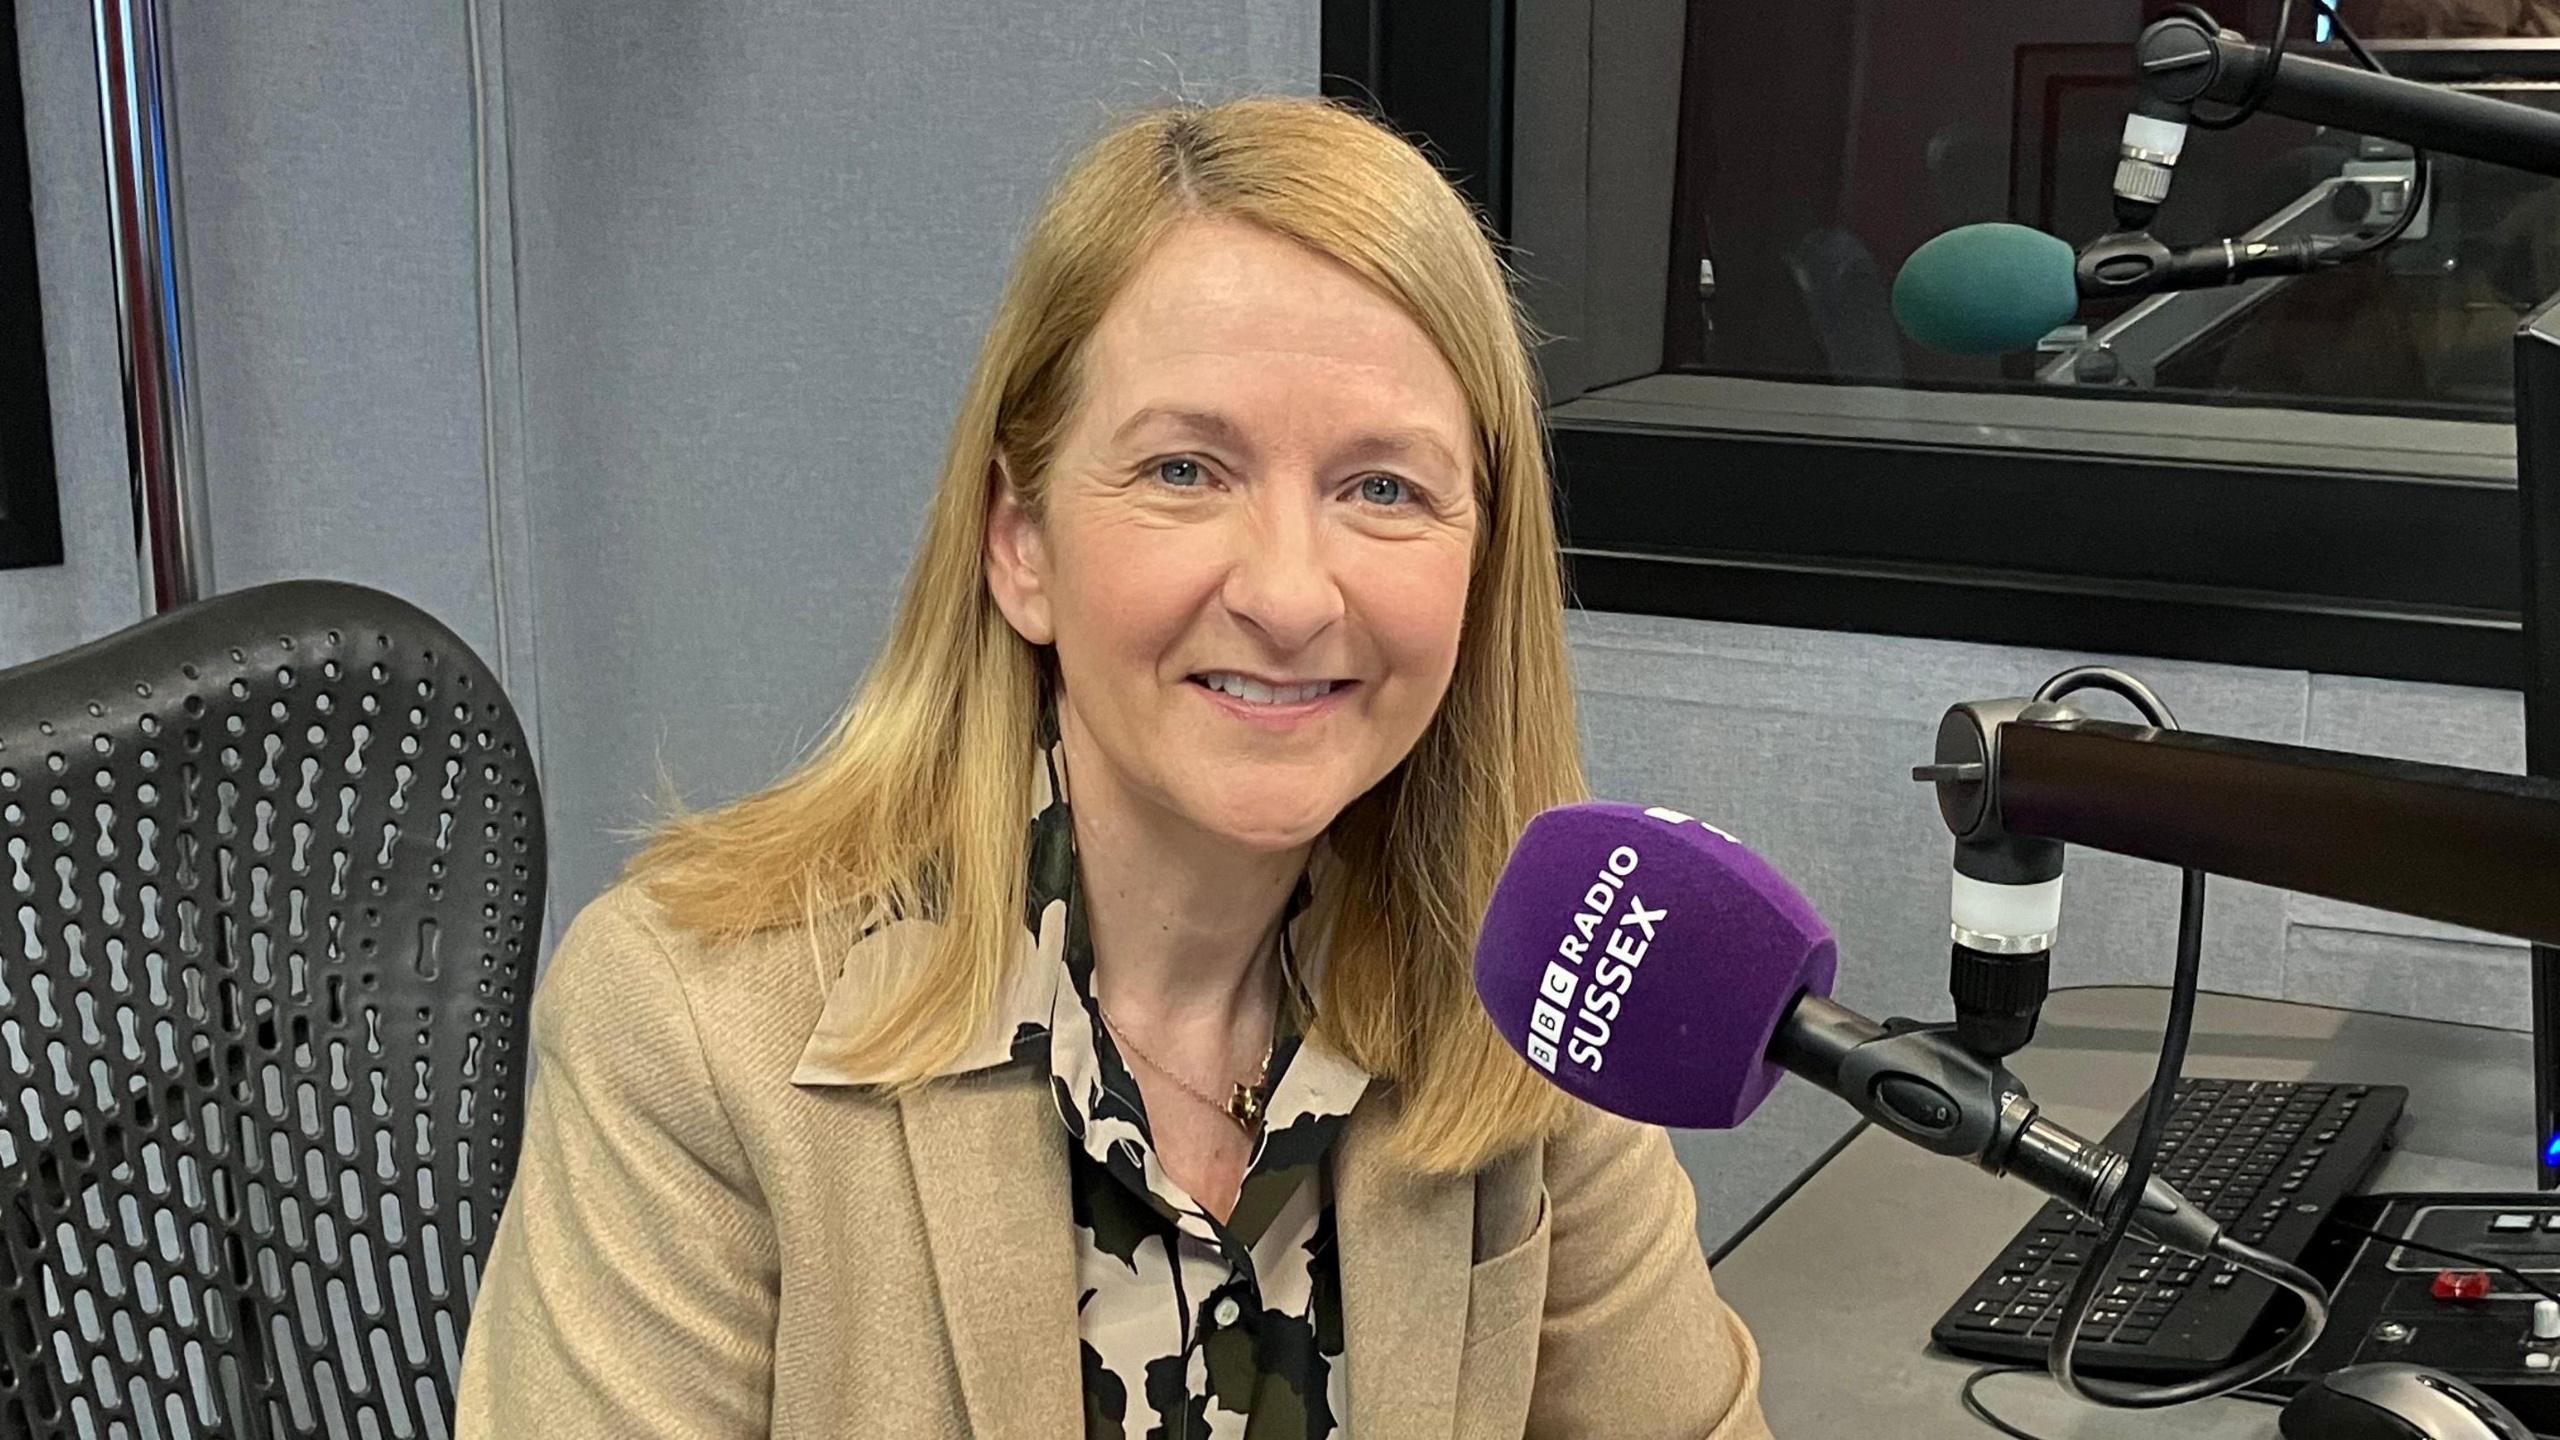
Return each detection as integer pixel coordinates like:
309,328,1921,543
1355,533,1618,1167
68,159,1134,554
1335,1093,1472,1439
900,1069,1083,1440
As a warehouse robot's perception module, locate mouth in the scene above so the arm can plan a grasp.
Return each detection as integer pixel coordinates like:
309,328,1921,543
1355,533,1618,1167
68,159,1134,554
1187,671,1356,707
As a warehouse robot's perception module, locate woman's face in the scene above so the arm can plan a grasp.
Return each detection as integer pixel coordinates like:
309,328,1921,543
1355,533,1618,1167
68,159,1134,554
986,217,1479,854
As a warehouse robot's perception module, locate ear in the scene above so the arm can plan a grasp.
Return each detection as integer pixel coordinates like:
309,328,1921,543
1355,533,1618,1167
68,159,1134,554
983,458,1056,646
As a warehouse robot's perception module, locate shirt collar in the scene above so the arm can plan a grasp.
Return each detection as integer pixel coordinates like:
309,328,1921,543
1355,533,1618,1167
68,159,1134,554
789,733,1373,1125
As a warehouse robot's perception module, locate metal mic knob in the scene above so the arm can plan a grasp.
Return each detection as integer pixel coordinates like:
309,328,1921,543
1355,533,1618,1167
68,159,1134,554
2112,107,2189,228
2113,157,2173,208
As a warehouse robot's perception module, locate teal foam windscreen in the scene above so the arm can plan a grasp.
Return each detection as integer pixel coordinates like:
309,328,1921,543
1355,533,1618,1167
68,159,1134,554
1892,222,2081,356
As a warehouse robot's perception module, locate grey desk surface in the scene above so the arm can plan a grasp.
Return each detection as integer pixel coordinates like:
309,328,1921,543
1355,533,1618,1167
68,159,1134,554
1712,986,2538,1439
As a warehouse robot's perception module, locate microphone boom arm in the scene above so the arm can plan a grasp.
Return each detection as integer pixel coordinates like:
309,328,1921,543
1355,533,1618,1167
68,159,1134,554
2141,16,2560,180
1921,709,2560,947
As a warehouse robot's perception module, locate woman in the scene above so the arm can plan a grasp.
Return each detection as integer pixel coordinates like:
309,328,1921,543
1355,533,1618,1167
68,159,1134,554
456,96,1769,1438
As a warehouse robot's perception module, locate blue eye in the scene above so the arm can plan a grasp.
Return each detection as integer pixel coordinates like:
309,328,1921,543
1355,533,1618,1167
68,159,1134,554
1156,458,1205,488
1359,474,1409,507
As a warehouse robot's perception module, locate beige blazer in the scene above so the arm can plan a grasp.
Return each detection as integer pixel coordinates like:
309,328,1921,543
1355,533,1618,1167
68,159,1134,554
455,881,1773,1438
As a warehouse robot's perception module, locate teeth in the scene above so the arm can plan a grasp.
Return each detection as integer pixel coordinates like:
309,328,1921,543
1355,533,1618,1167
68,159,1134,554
1196,673,1336,705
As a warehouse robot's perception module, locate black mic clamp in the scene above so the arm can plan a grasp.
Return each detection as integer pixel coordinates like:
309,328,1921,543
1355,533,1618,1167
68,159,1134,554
2114,10,2222,228
2076,229,2349,301
1774,993,2226,1256
1917,698,2077,1060
1779,997,2039,1165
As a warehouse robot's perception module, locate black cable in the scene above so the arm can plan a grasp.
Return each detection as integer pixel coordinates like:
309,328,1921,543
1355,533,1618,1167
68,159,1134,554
1955,683,2189,1440
2326,1216,2560,1307
1963,1363,2289,1440
2310,0,2433,259
2027,671,2203,1398
2022,670,2333,1407
2181,0,2296,130
2036,667,2176,729
2317,0,2385,76
1960,1366,2052,1440
2166,2,2431,257
2046,867,2246,1405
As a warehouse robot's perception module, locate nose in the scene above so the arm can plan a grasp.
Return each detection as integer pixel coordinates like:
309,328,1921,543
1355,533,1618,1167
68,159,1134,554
1219,485,1345,653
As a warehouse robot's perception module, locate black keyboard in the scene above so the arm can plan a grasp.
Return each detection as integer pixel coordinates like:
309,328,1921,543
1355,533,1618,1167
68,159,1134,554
1931,1077,2405,1377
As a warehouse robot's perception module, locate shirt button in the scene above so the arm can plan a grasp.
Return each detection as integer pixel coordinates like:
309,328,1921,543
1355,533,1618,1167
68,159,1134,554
1212,1297,1242,1327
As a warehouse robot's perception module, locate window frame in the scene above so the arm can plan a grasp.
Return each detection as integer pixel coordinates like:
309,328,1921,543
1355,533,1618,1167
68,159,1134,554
0,2,63,573
1323,0,2547,688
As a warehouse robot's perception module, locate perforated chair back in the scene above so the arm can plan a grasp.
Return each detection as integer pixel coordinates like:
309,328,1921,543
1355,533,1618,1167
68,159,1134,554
0,581,544,1439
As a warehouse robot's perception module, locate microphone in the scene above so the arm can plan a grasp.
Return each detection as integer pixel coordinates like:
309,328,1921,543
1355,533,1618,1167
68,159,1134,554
1472,801,2222,1256
1890,221,2352,356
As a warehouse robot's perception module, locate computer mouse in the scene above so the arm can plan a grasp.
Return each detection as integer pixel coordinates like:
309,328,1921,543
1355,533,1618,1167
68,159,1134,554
2278,1363,2532,1440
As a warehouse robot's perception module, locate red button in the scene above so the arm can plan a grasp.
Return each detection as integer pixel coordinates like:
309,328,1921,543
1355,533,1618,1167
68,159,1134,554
2433,1269,2493,1300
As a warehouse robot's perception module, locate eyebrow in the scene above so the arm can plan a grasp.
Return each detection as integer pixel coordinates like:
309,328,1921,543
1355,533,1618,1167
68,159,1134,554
1111,405,1465,475
1111,406,1251,454
1336,427,1465,476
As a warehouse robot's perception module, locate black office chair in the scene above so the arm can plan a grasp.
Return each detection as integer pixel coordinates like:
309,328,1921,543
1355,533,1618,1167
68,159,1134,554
0,581,544,1439
1785,225,1907,383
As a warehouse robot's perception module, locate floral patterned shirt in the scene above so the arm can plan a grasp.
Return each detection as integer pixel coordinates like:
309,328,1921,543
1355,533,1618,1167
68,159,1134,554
921,732,1371,1438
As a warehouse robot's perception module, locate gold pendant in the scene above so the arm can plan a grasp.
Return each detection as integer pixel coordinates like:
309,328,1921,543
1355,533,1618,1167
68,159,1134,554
1227,1083,1265,1132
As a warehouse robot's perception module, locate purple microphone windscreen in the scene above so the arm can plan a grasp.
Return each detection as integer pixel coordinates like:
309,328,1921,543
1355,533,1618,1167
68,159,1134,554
1473,802,1839,1129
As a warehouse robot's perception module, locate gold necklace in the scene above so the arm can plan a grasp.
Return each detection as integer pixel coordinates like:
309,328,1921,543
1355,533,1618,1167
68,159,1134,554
1097,1001,1274,1133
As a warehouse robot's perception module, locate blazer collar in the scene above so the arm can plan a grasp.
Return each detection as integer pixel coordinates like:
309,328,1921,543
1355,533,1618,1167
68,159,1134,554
788,734,1076,1089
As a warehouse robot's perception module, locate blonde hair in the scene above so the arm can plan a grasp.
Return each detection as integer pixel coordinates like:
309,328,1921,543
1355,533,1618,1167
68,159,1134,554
626,96,1582,1172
